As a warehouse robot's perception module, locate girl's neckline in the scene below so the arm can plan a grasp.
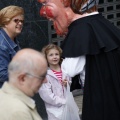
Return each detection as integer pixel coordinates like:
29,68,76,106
51,68,62,72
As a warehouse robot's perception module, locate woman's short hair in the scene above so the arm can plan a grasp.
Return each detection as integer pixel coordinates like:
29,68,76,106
0,5,24,27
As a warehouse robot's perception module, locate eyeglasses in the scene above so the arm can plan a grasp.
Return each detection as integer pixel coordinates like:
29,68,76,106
13,19,24,24
26,73,46,81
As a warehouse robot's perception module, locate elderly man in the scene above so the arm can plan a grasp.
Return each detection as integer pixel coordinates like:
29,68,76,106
0,48,47,120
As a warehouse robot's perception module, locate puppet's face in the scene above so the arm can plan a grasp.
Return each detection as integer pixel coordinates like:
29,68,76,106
38,0,98,35
38,0,70,36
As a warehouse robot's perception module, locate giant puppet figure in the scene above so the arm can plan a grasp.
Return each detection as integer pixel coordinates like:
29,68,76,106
38,0,120,120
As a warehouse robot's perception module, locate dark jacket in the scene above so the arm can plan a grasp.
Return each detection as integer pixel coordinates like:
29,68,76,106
0,28,20,87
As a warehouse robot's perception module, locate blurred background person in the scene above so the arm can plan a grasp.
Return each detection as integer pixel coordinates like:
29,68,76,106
0,48,47,120
0,5,24,87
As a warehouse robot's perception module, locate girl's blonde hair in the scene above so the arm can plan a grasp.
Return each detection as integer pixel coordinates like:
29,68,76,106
0,5,24,27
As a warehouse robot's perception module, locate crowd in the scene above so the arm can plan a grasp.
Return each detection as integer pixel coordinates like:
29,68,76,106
1,0,120,120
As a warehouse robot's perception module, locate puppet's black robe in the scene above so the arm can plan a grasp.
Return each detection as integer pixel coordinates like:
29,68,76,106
61,13,120,120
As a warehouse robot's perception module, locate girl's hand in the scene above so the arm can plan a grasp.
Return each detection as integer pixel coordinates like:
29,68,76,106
61,79,67,86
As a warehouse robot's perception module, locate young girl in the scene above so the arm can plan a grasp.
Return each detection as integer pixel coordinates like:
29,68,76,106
39,44,71,120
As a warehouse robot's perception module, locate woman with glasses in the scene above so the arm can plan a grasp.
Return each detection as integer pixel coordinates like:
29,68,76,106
0,5,24,87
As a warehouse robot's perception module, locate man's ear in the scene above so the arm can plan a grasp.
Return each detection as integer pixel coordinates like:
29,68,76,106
18,73,26,85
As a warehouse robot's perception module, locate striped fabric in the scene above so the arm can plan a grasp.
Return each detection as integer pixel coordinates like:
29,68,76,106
52,69,62,82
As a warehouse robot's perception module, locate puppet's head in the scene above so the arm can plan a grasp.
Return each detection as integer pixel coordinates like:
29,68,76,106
38,0,99,35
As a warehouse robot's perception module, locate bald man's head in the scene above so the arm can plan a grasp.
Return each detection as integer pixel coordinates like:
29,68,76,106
8,48,47,76
8,48,48,97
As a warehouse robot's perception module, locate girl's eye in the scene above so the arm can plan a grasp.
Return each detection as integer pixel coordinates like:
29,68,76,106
48,53,59,56
56,53,59,56
49,54,53,56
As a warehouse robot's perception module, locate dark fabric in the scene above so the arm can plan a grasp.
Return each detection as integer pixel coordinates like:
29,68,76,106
70,74,81,91
61,14,120,120
61,14,120,57
0,28,20,87
82,50,120,120
33,93,48,120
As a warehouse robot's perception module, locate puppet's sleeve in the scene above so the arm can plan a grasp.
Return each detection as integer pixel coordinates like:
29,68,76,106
61,56,86,77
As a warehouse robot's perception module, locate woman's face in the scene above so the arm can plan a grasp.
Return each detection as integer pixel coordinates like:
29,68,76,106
4,15,24,38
